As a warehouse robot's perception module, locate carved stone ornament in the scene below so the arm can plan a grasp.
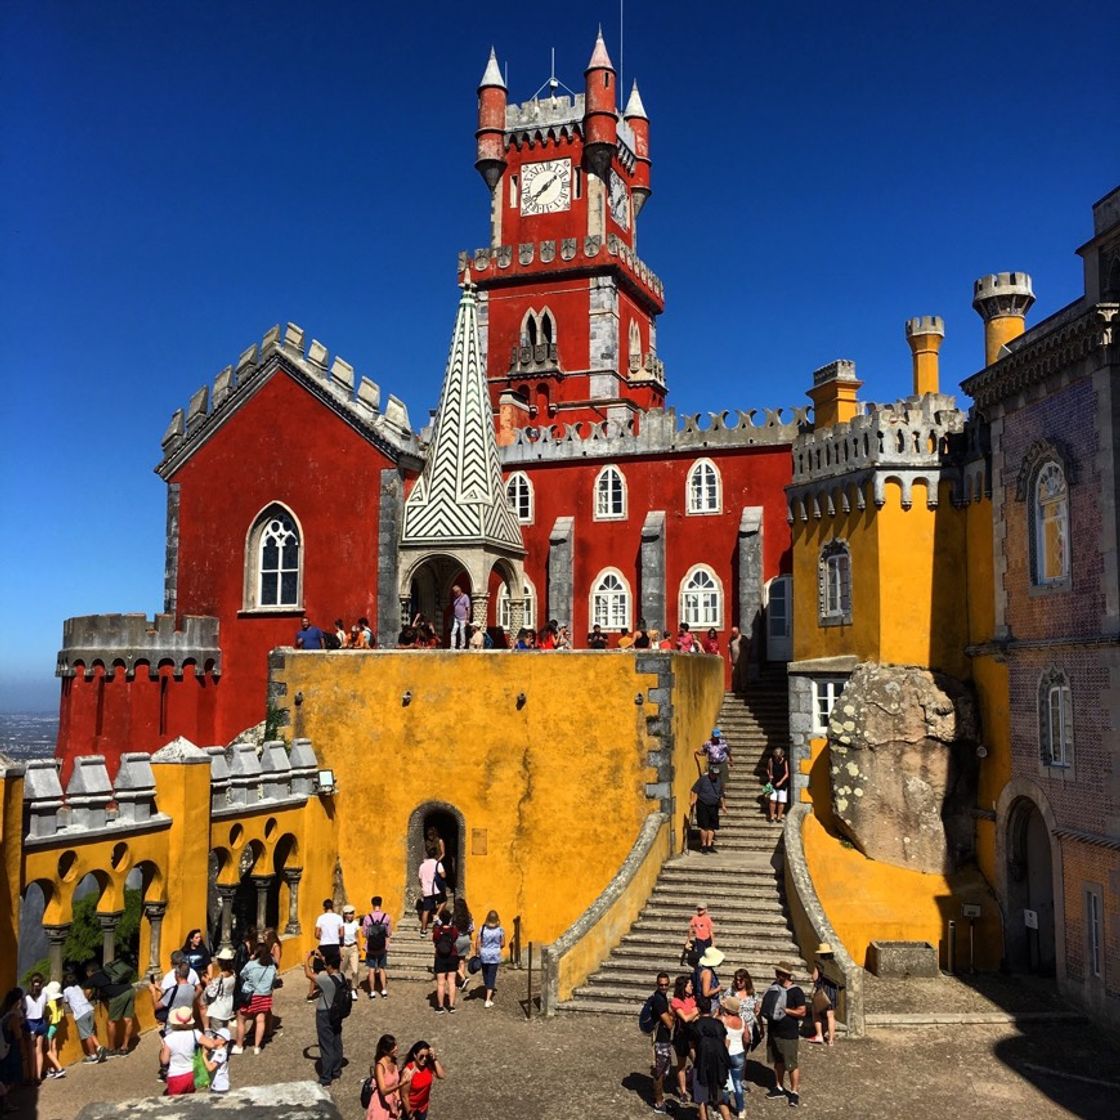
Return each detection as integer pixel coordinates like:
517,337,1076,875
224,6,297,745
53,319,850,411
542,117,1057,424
497,245,513,268
584,235,602,257
1014,438,1075,501
473,249,491,271
560,238,577,260
539,240,555,263
518,243,535,265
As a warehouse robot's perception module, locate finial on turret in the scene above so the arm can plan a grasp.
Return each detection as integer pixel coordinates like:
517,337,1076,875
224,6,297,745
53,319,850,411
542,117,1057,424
479,46,505,90
624,80,648,120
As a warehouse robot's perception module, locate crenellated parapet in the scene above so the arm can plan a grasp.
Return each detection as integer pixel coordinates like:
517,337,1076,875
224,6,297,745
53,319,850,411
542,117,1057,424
210,738,322,817
499,404,808,465
56,613,221,680
505,92,584,144
23,753,166,846
787,393,968,518
459,231,664,306
156,322,420,480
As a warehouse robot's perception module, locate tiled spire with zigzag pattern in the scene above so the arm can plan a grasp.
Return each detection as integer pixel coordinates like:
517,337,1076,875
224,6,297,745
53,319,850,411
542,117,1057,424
402,275,524,550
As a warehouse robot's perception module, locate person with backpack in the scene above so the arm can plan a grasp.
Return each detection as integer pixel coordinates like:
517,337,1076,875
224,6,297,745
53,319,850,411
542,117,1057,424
694,946,724,1004
304,947,348,1087
84,957,135,1057
365,1033,404,1119
762,962,807,1108
689,996,731,1120
234,944,277,1055
363,896,393,1000
430,904,460,1014
639,972,675,1114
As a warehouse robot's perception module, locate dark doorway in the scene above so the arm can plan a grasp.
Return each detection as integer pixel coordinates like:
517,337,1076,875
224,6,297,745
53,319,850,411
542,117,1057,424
406,802,466,910
1005,798,1056,975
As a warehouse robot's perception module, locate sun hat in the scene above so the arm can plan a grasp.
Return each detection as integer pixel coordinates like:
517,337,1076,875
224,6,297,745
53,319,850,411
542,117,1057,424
343,904,356,914
216,1027,232,1042
774,961,796,977
43,981,63,1002
169,1006,195,1028
719,996,741,1015
816,942,834,956
699,947,725,968
216,947,236,962
696,902,707,911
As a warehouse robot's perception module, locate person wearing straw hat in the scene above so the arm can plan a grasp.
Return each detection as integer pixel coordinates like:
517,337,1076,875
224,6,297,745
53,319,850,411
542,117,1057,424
694,947,724,1004
761,962,806,1107
340,905,361,1000
808,943,839,1046
160,1006,220,1096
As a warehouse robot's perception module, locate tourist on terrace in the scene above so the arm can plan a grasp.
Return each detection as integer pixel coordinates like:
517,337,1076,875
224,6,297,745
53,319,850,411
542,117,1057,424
450,585,471,649
340,905,362,1000
537,624,556,649
431,903,461,1014
618,626,635,649
203,949,237,1032
0,989,25,1097
452,898,475,992
634,626,652,649
160,1006,221,1096
808,945,839,1046
690,995,732,1120
766,746,790,825
295,616,325,650
181,928,212,978
417,845,446,934
676,622,699,653
62,969,105,1063
348,622,371,649
587,623,608,649
85,958,135,1058
555,625,572,650
696,728,733,788
658,630,674,650
21,974,49,1083
702,628,720,655
762,963,806,1107
647,972,674,1114
362,896,393,1000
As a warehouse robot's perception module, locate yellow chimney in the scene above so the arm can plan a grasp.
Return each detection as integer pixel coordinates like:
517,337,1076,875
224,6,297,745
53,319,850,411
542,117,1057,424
905,316,945,396
972,272,1035,367
807,360,862,430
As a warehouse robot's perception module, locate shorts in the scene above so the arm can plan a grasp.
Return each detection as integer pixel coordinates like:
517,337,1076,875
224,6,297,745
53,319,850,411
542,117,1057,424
246,994,272,1015
433,957,459,975
25,1018,47,1038
47,1025,58,1041
696,802,720,830
653,1042,672,1079
420,896,438,913
108,989,136,1021
767,1033,799,1070
166,1071,196,1095
75,1011,96,1040
365,952,388,970
671,1031,690,1059
769,788,788,804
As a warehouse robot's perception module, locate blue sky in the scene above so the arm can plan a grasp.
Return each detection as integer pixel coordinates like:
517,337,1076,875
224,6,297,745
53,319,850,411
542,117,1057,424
1,1,1116,710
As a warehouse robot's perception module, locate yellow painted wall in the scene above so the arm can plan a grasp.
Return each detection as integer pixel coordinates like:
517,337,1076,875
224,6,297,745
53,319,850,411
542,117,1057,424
274,650,724,947
802,811,1002,970
971,656,1011,885
965,497,996,645
1,773,22,993
791,488,881,664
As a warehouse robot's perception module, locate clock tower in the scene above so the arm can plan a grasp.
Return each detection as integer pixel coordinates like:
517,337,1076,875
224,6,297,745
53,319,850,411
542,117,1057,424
460,33,666,438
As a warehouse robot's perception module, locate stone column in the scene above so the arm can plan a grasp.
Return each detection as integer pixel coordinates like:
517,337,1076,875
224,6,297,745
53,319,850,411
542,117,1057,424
471,593,490,631
508,597,525,638
282,868,303,936
251,876,272,933
43,924,71,983
216,885,237,951
97,910,124,964
143,901,168,974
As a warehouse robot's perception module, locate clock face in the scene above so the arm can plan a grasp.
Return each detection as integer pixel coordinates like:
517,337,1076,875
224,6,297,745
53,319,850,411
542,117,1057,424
609,170,630,230
520,159,572,216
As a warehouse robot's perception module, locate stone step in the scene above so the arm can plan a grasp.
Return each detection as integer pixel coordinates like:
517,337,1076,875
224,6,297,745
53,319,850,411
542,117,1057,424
649,885,786,905
643,900,788,920
594,948,801,974
655,870,782,889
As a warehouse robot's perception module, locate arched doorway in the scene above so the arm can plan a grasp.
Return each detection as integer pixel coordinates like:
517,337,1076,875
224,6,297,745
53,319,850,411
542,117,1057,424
1005,797,1056,975
405,555,471,644
405,802,466,913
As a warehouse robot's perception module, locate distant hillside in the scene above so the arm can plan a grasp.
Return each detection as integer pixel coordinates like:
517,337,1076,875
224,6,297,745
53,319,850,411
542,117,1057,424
0,712,58,762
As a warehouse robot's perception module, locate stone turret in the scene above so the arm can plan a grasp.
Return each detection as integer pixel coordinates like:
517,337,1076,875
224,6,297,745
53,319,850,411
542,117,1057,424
905,316,945,396
624,81,651,217
972,272,1035,366
475,48,507,191
583,29,617,180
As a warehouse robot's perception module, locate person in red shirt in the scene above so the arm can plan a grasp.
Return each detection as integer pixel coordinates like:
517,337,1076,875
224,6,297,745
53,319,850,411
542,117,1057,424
688,903,715,955
401,1040,446,1119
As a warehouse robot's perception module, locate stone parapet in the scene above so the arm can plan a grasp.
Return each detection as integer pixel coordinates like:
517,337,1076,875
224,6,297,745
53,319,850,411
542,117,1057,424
56,613,221,680
500,404,806,465
156,322,419,480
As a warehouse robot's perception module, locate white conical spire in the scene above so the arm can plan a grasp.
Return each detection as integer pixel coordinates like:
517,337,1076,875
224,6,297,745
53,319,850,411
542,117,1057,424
401,283,523,550
586,26,614,71
624,80,647,120
479,47,505,89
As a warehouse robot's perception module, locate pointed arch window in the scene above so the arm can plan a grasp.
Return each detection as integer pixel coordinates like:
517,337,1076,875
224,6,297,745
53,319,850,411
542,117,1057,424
687,458,721,514
594,465,627,520
818,540,851,626
246,504,302,609
680,565,723,628
591,569,631,630
1033,461,1069,586
628,320,642,367
498,576,536,632
505,471,533,524
1038,668,1073,768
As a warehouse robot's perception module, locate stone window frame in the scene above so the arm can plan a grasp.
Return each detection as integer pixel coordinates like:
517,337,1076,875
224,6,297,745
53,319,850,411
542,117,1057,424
812,676,847,735
497,576,536,633
589,567,632,630
594,465,628,521
1015,441,1073,593
1084,883,1104,980
817,539,852,627
685,458,722,515
1037,666,1073,769
505,471,534,524
679,563,723,629
521,306,556,348
243,501,304,612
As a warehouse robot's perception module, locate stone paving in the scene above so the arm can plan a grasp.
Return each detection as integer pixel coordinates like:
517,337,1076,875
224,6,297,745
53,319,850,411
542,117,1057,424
17,969,1120,1120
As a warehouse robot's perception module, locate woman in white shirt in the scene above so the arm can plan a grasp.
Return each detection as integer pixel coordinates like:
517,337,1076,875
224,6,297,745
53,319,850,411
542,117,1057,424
159,1007,219,1095
22,974,48,1083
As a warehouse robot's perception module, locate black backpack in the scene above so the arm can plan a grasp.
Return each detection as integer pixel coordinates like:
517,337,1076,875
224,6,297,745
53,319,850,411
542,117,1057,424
638,992,660,1034
365,915,388,953
324,631,342,650
327,973,352,1026
435,927,455,959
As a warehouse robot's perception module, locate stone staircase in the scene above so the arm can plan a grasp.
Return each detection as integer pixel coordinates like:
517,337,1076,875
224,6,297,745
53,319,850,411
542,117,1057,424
559,669,809,1015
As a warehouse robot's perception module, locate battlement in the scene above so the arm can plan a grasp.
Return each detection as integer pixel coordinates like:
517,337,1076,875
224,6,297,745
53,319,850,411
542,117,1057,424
157,322,418,478
972,272,1036,319
57,613,221,680
499,404,808,465
459,231,664,304
506,93,585,140
905,315,945,339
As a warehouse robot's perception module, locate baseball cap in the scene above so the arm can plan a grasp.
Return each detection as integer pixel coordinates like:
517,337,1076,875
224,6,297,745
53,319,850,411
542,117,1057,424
712,727,722,737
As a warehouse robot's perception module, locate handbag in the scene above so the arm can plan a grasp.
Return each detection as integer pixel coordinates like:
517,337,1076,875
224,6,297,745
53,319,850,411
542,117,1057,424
359,1074,374,1109
762,782,775,796
812,986,833,1014
467,955,483,975
192,1047,211,1089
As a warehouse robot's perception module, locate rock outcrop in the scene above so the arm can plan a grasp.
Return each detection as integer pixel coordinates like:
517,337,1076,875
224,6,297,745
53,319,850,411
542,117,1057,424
827,663,978,874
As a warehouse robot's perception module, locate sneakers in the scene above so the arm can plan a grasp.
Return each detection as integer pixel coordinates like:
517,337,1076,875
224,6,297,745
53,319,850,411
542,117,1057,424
350,990,358,1001
368,991,377,1000
46,1069,66,1079
766,1088,786,1101
435,1006,446,1014
252,1047,261,1056
652,1106,668,1115
788,1093,800,1108
380,989,388,997
484,999,493,1008
231,1045,244,1055
447,1006,456,1014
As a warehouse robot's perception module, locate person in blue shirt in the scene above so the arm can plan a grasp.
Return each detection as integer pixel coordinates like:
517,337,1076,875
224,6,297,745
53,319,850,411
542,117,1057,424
295,617,325,650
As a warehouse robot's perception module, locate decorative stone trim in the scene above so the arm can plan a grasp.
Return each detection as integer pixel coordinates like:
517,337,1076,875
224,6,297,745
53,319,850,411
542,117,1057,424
56,613,221,681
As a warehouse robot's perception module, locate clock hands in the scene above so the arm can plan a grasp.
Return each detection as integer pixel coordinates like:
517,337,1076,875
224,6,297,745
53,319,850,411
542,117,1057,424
529,172,558,202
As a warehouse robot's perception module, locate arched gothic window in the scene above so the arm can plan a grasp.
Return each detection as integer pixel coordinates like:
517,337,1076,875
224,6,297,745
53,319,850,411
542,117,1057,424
594,465,627,520
628,320,642,365
681,565,722,628
590,569,631,630
687,459,721,514
1038,667,1073,767
498,577,537,632
818,540,851,625
1033,461,1069,586
505,472,533,523
246,504,302,608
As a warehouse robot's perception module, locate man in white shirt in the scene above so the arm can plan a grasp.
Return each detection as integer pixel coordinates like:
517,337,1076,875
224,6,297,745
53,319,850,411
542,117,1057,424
316,899,345,947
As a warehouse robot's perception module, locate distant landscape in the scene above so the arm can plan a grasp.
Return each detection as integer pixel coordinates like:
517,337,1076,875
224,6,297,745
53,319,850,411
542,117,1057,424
0,711,58,762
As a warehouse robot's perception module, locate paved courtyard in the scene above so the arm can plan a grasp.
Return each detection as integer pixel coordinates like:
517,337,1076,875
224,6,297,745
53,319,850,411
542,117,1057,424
19,970,1120,1120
